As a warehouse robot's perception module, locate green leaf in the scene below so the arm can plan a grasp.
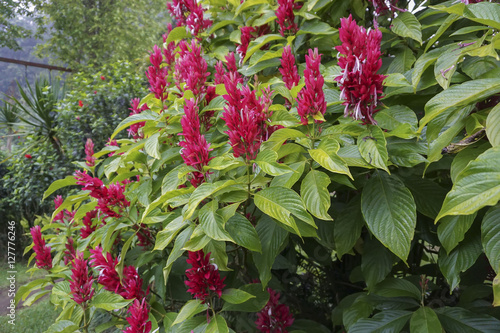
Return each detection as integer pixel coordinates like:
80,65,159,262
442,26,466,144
349,310,412,333
222,283,270,312
90,290,132,311
436,146,500,222
184,180,236,219
383,73,411,87
253,215,288,287
270,160,306,188
334,195,364,258
309,138,352,179
45,320,80,333
391,12,422,44
438,228,482,289
206,314,229,333
43,176,77,200
254,186,316,236
172,300,206,325
373,278,421,301
410,307,443,333
199,201,234,242
145,132,161,159
434,307,500,333
358,126,389,173
221,288,256,304
243,34,284,63
255,150,294,176
361,238,393,290
111,110,158,139
300,170,332,221
486,103,500,147
297,20,337,35
226,213,262,253
375,105,418,134
387,47,416,74
261,128,307,151
494,273,500,306
412,45,454,91
165,26,188,43
482,205,500,273
419,78,500,131
154,216,187,251
361,172,417,262
438,214,476,253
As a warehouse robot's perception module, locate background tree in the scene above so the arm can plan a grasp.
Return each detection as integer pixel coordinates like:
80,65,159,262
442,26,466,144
0,0,32,50
29,0,168,69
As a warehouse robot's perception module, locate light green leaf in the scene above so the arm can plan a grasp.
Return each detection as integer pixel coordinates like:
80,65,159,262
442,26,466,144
482,205,500,273
436,146,500,222
300,170,332,220
43,176,77,200
90,291,132,311
221,288,256,304
309,139,352,179
410,307,443,333
154,216,187,251
243,34,284,63
391,12,422,44
419,78,500,131
486,103,500,147
172,300,206,325
226,213,262,253
206,314,229,333
111,110,158,139
358,126,389,173
261,128,307,151
361,172,416,262
254,186,316,236
165,26,188,43
145,132,161,159
222,283,270,312
255,150,294,176
45,320,79,333
199,201,234,242
297,20,337,35
184,180,236,219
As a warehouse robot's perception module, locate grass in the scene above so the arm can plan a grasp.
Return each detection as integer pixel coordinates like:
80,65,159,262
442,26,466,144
0,298,58,333
0,262,45,289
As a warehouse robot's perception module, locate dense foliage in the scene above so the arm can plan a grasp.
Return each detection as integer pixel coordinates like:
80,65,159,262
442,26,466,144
21,0,500,332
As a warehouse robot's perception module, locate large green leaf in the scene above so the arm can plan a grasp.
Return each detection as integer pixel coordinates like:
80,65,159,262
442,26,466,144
450,143,491,183
438,228,482,289
199,201,233,242
43,175,77,200
438,214,476,254
221,288,256,304
412,45,454,91
486,103,500,147
404,177,447,219
361,239,394,290
432,2,500,30
184,180,237,219
206,314,229,333
436,146,500,222
172,300,206,325
358,126,389,173
434,307,500,333
334,195,364,258
373,278,421,301
309,138,352,179
300,170,332,220
252,215,288,287
111,110,158,139
222,283,270,312
154,216,187,251
481,205,500,273
349,310,412,333
255,150,294,176
391,12,422,44
254,186,315,236
410,307,443,333
361,172,416,262
225,213,262,253
90,291,132,311
419,78,500,131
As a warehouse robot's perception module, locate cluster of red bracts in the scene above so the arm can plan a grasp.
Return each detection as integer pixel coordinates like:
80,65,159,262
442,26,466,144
69,252,95,305
85,138,96,167
279,46,300,90
53,194,75,224
335,15,385,125
175,40,211,97
276,0,300,36
255,288,294,333
167,0,212,37
30,225,52,270
185,250,226,304
124,298,152,333
146,45,169,101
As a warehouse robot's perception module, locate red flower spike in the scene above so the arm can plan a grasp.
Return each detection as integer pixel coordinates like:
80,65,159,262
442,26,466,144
100,75,105,80
174,40,210,97
85,138,96,167
276,0,299,37
81,209,98,239
279,45,300,90
185,250,226,304
78,100,84,107
146,45,169,101
30,225,52,270
255,288,294,333
124,298,152,333
64,237,76,265
297,48,326,125
179,99,213,187
69,252,95,305
335,15,385,125
167,0,212,36
25,154,32,159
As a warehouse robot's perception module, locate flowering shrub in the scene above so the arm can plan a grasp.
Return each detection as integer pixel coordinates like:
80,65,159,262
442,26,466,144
20,0,500,332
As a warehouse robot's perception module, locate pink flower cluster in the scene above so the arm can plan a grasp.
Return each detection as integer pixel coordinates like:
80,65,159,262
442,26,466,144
335,15,385,125
185,250,226,304
69,252,95,305
74,171,130,220
276,0,299,36
255,288,294,333
221,74,277,160
174,40,210,97
89,246,146,300
63,237,76,265
30,225,52,270
179,99,213,187
81,209,98,239
236,25,270,64
53,195,75,224
162,24,177,67
128,98,149,139
167,0,212,36
215,52,242,85
105,138,120,157
124,298,152,333
279,46,300,90
297,48,326,125
85,138,96,167
146,45,169,101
